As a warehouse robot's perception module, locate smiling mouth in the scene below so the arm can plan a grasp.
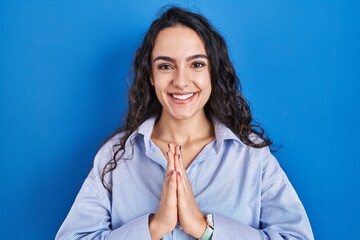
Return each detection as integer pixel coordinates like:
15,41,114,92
170,93,195,100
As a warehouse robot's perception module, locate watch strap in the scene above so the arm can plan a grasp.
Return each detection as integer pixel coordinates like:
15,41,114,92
198,214,214,240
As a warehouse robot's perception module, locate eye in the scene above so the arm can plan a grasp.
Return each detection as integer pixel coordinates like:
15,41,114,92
191,62,206,68
158,64,174,70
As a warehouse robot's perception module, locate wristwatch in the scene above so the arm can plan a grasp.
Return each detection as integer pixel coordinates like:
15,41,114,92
198,214,214,240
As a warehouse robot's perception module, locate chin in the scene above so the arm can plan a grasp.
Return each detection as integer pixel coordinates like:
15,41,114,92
162,106,205,121
170,111,202,121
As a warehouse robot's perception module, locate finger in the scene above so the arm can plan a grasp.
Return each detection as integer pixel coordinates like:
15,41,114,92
174,152,187,203
166,143,175,175
174,145,188,187
176,170,186,200
168,143,176,152
177,145,186,172
174,145,184,172
168,143,177,196
162,170,177,206
167,170,177,200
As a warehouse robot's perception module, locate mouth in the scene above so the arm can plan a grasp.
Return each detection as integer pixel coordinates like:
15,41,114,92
168,92,196,102
171,93,195,100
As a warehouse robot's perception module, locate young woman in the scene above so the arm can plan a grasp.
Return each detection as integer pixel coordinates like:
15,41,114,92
56,7,313,240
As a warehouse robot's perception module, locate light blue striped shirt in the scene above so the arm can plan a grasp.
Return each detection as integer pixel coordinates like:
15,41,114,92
56,117,313,240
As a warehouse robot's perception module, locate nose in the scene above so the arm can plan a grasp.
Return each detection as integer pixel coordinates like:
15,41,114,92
172,67,189,88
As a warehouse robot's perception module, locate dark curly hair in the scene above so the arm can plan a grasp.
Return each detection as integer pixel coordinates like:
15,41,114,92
101,6,272,191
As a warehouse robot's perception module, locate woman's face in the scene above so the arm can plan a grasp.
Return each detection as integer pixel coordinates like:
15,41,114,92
151,26,212,121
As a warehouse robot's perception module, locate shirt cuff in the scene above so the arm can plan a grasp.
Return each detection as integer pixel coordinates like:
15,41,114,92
107,213,152,240
212,214,262,240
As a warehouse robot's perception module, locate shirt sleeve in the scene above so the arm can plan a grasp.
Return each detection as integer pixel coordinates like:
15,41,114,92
212,149,314,240
55,142,152,240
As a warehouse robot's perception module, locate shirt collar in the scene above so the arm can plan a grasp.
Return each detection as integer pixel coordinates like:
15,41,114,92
211,117,246,152
136,117,157,152
135,116,245,153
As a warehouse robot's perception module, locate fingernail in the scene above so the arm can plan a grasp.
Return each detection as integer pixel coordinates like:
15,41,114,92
179,145,182,151
177,171,181,176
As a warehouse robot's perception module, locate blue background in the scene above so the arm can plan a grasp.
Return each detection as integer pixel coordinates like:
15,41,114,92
1,1,359,239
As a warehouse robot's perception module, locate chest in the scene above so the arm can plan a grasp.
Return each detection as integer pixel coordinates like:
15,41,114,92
151,137,215,169
110,149,262,229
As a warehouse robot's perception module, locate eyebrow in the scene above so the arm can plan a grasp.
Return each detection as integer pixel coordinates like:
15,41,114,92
152,54,208,63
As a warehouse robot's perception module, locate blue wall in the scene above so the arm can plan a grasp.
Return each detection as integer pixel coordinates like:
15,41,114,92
1,1,359,239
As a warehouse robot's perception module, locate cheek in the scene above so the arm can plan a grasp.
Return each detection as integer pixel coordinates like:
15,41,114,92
193,72,212,90
152,77,169,100
152,73,173,89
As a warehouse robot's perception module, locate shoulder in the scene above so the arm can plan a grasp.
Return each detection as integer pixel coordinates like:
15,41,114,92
92,116,157,173
240,134,280,171
213,118,286,188
90,132,124,176
226,130,281,178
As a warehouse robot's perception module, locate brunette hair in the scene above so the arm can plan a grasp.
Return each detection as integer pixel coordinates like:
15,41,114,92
101,6,272,191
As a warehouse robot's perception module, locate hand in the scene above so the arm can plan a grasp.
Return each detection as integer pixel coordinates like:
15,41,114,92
174,145,207,238
149,144,178,240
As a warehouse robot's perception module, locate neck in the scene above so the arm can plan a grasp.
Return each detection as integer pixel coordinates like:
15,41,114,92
152,111,214,145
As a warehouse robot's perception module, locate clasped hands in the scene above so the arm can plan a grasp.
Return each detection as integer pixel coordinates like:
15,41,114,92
149,144,207,240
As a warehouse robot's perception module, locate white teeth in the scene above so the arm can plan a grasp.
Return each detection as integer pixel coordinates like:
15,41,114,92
172,93,194,100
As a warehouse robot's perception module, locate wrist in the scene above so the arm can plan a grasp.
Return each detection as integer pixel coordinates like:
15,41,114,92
149,213,171,240
185,214,207,238
198,214,214,240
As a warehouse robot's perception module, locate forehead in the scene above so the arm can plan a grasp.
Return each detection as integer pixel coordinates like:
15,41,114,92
152,26,207,57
